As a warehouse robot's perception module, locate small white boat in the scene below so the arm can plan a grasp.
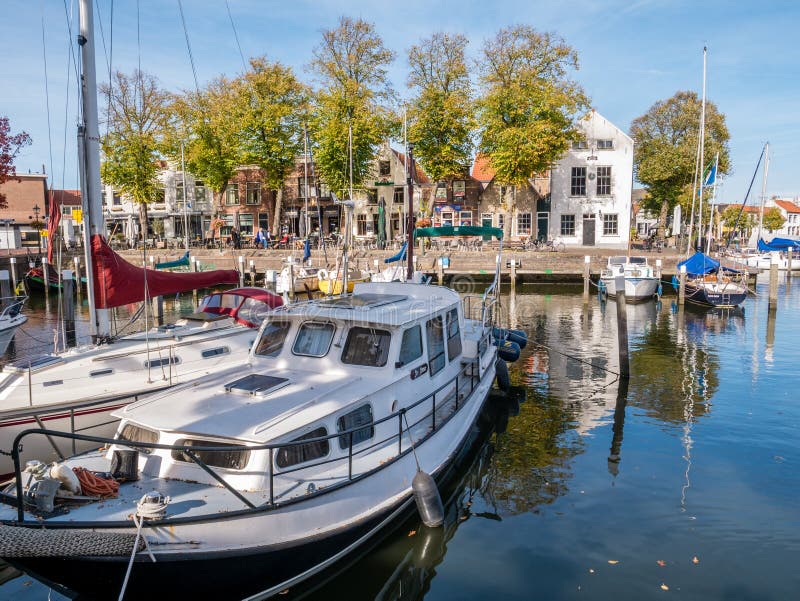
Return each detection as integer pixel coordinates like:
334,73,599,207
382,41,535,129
0,297,27,356
275,262,320,294
0,288,281,478
599,256,661,302
735,252,800,271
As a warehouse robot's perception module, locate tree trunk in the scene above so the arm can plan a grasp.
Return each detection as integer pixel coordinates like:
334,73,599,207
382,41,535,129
138,202,149,246
272,188,283,237
658,200,669,240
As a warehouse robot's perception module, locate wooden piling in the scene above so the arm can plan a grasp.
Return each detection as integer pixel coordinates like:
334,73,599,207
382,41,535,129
509,259,517,294
73,256,82,305
768,251,779,310
437,257,444,286
582,255,590,304
238,256,245,288
42,257,50,301
678,265,686,306
152,295,164,326
614,275,630,379
787,248,793,278
249,260,256,287
0,270,10,306
9,257,18,293
62,270,76,347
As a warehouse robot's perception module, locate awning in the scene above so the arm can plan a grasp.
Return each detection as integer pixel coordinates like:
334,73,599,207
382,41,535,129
414,225,503,240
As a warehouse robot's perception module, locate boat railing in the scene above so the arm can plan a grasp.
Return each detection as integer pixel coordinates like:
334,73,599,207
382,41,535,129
2,359,485,526
0,296,27,319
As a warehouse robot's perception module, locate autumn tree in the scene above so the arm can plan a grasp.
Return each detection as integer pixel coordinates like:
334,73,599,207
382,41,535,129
406,33,474,199
169,78,242,216
0,116,32,209
476,25,590,236
630,91,730,234
762,207,785,233
235,57,309,234
100,70,170,239
309,16,395,199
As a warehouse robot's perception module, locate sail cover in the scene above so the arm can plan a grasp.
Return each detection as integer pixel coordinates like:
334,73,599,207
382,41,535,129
91,235,239,308
757,237,800,251
677,251,740,277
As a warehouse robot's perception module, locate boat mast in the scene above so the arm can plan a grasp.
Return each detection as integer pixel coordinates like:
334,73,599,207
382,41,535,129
756,142,770,244
303,125,310,244
78,0,110,340
181,142,189,251
406,143,415,282
697,46,707,253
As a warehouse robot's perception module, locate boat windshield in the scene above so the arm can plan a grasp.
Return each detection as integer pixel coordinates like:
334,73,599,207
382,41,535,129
254,320,292,357
237,297,272,328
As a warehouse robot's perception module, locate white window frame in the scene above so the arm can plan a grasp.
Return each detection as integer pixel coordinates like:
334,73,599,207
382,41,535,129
516,212,532,236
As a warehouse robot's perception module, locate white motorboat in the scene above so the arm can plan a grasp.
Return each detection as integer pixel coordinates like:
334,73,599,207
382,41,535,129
0,297,27,357
0,275,504,599
0,287,281,478
275,261,321,294
732,251,800,271
599,256,661,302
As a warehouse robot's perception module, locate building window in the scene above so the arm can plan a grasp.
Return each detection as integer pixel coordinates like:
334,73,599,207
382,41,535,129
245,182,260,205
603,214,619,236
393,187,404,204
61,205,73,216
571,167,586,196
517,213,532,235
153,189,166,204
596,166,612,196
176,181,185,205
597,139,613,150
238,213,254,236
379,160,391,177
258,212,270,232
356,214,367,236
572,139,589,150
366,189,378,205
225,184,239,205
391,212,401,233
194,180,206,203
220,214,234,237
441,211,454,227
497,214,505,230
460,211,472,226
561,214,576,236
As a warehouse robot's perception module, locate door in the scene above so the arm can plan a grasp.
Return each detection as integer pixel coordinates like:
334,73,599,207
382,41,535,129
482,214,493,241
583,215,596,246
536,212,549,241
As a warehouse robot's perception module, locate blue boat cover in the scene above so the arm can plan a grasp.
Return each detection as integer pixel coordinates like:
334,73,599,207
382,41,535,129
155,251,190,269
384,242,407,264
677,251,740,276
757,237,800,251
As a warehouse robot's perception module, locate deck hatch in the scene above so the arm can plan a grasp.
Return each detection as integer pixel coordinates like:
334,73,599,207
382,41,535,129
225,374,289,396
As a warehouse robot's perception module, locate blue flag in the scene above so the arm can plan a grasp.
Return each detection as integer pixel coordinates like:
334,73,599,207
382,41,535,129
703,161,716,187
302,239,311,263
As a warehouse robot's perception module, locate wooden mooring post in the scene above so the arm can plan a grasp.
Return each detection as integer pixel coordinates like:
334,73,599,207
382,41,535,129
678,264,686,306
437,256,444,286
614,275,630,379
249,260,256,287
0,270,10,305
238,256,245,288
42,257,50,301
9,257,18,293
61,270,76,347
788,248,793,278
583,255,590,304
152,295,164,326
191,257,199,305
768,251,779,311
509,258,518,294
73,256,82,305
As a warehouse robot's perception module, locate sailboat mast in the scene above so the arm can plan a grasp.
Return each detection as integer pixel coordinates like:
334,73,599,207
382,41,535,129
757,142,770,243
303,124,309,241
697,46,707,253
78,0,110,340
406,144,415,282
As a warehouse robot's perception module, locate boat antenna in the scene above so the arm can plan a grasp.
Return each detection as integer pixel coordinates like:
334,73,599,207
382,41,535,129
406,143,416,282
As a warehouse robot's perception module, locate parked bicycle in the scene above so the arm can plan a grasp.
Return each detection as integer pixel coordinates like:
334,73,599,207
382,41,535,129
528,237,565,252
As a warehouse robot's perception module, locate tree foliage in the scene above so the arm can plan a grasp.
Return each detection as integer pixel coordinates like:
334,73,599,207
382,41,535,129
0,116,32,209
309,16,395,197
476,26,590,188
100,70,170,235
169,77,242,213
762,207,785,232
631,91,730,222
406,32,474,184
235,57,309,232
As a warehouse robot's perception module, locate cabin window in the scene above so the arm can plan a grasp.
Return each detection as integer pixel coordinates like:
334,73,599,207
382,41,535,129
237,297,271,327
43,380,63,387
89,368,114,377
201,346,230,359
144,356,181,369
426,315,446,376
254,320,291,357
293,322,335,357
172,439,251,470
398,325,423,366
446,308,462,361
118,423,159,453
276,427,330,468
342,327,391,367
337,404,374,449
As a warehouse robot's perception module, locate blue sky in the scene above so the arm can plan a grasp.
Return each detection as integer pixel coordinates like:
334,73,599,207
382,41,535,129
4,0,798,203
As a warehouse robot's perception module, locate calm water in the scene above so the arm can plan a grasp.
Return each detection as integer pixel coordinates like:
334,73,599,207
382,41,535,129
2,276,799,600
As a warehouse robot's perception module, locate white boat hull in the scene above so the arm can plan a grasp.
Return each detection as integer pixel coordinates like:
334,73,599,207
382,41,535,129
600,275,660,301
0,314,27,356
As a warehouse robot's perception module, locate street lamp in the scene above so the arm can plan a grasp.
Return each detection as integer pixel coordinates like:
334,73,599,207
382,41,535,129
32,204,42,254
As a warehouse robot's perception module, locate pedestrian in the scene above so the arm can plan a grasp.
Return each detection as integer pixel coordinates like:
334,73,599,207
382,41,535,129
254,227,267,249
230,227,241,250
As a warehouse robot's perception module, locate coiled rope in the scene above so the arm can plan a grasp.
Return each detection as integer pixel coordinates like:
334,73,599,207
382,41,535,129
73,467,119,498
118,492,169,601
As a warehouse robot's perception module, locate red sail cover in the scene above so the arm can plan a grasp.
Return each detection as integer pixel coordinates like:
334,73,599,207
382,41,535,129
46,190,61,263
91,234,239,309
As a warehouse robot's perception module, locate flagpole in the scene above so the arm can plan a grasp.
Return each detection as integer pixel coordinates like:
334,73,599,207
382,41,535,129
756,142,770,244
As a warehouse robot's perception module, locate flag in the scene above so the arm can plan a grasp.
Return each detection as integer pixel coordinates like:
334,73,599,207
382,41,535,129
702,161,716,187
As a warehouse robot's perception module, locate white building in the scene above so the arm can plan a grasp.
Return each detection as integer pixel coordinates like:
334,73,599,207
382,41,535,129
549,110,633,249
772,199,800,238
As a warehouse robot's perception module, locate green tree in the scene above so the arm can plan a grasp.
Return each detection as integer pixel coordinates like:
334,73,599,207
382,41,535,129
100,70,170,240
309,16,395,199
762,207,785,232
630,91,730,234
720,205,754,244
476,25,590,236
407,32,474,198
170,78,242,216
235,57,309,235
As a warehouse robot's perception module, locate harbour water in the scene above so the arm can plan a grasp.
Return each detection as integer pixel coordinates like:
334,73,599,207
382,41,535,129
1,275,798,600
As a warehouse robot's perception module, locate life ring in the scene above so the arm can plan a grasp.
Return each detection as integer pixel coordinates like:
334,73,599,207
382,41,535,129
317,269,329,281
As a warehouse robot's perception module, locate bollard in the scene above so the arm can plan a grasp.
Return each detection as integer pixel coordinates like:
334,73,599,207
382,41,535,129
678,265,686,306
614,275,630,379
238,256,245,288
191,257,199,305
583,255,590,304
73,256,82,305
9,257,17,293
42,257,50,301
0,270,10,307
249,260,256,287
152,295,164,326
437,257,444,286
788,248,793,278
61,270,76,347
768,251,779,310
289,261,296,301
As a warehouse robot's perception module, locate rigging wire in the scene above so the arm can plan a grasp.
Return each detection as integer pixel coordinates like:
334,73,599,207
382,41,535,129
225,0,248,74
40,1,55,193
176,0,200,93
